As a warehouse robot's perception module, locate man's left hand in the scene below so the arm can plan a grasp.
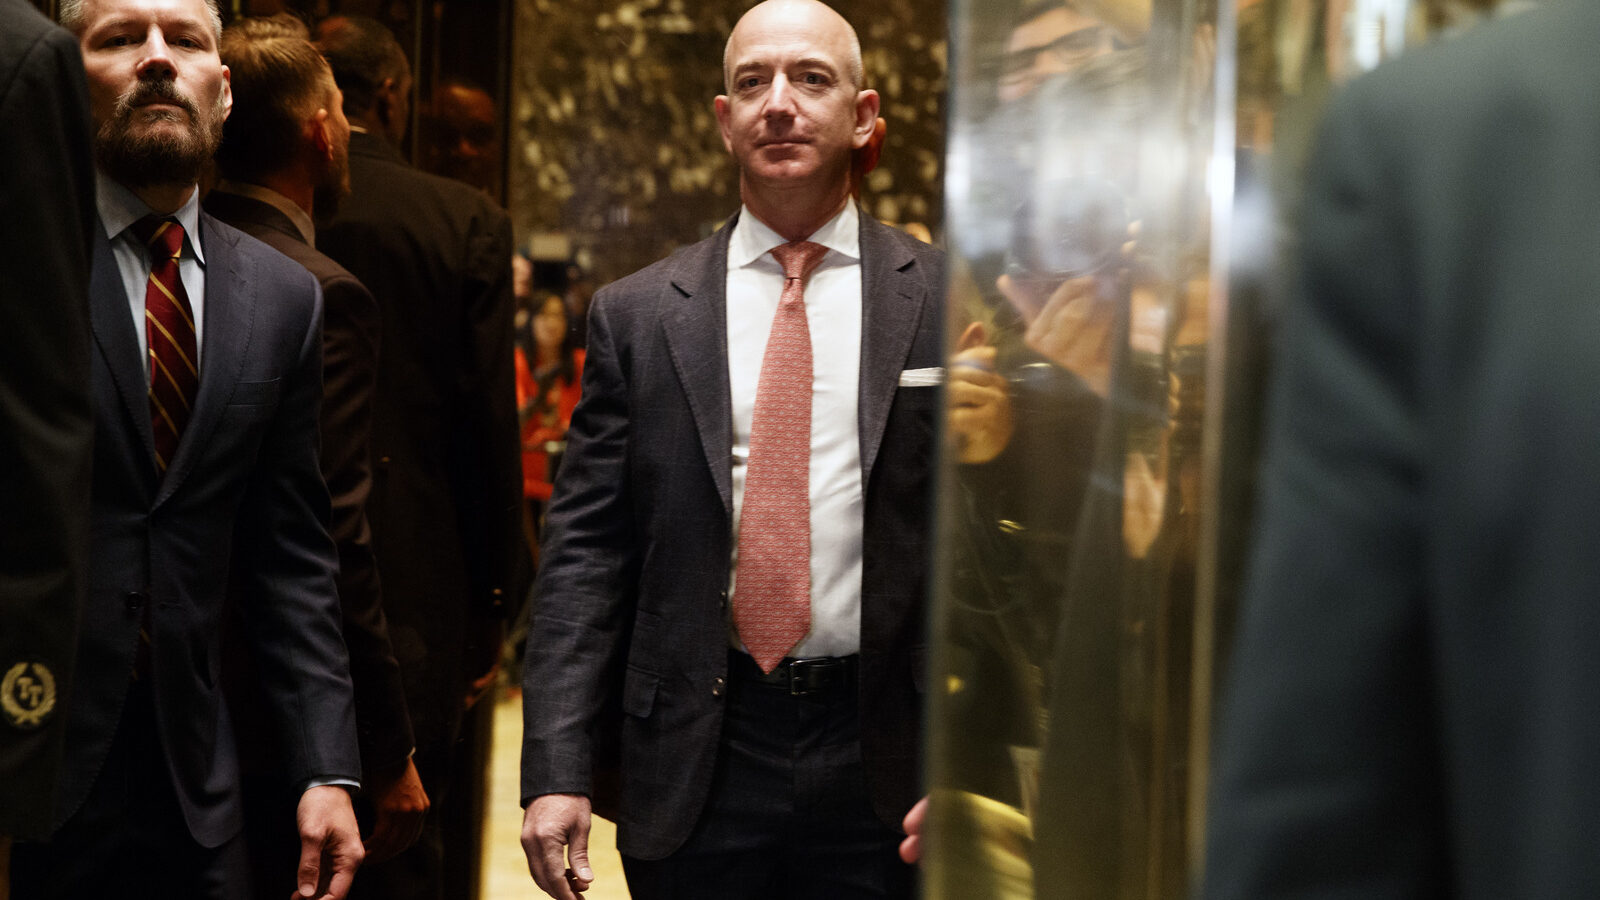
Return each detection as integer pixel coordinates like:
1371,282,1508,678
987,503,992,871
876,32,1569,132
295,785,365,899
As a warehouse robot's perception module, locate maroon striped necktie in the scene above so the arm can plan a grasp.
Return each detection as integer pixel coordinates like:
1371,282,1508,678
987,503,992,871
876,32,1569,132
733,240,828,673
132,216,198,472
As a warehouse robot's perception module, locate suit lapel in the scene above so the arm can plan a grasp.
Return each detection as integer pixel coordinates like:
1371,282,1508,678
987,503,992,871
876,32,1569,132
89,227,159,477
154,213,252,506
662,219,736,515
857,216,926,487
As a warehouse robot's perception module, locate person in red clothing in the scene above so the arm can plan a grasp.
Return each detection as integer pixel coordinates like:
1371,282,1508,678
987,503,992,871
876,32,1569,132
516,290,586,515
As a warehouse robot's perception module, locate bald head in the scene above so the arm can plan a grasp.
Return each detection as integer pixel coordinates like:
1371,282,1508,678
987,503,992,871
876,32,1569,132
723,0,864,93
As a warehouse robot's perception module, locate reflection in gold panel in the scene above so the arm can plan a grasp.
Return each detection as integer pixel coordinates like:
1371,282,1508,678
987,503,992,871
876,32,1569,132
927,0,1518,896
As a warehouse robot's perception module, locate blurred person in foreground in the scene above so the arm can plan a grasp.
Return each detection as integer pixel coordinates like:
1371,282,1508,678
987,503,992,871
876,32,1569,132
11,0,364,894
518,2,943,897
1203,2,1600,896
314,15,522,900
0,0,95,880
204,14,427,894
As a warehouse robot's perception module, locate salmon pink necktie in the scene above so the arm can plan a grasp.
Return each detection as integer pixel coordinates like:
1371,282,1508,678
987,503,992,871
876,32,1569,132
734,240,828,673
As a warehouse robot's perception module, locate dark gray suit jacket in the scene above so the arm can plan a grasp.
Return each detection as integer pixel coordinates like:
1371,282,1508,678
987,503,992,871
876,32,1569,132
1204,2,1600,896
0,0,95,840
521,210,943,860
58,210,359,848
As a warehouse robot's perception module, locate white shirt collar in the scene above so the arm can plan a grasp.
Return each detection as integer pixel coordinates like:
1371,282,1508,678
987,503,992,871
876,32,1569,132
95,174,207,267
211,179,317,247
728,200,860,271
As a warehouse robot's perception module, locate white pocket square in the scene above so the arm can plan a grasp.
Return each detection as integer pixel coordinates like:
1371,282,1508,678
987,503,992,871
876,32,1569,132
898,367,945,387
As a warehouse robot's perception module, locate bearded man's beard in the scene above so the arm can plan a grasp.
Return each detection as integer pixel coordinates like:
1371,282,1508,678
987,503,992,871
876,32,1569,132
95,77,226,189
312,140,351,218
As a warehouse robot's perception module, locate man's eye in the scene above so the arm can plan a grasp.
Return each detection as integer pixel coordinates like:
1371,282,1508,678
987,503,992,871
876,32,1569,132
106,34,133,47
802,73,827,85
740,76,763,89
174,37,202,49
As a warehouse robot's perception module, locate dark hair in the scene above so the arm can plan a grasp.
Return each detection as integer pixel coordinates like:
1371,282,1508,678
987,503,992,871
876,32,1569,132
531,292,579,392
216,15,331,183
314,15,409,117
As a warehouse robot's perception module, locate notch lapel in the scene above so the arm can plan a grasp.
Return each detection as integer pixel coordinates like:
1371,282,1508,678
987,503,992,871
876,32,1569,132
662,220,736,515
89,228,159,480
154,213,252,507
857,218,928,487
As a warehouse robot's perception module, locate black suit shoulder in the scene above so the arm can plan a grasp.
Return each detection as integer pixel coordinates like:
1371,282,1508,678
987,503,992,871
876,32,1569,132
0,0,94,841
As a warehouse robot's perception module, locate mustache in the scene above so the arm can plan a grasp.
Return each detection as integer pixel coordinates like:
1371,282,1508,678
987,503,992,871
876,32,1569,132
113,78,199,122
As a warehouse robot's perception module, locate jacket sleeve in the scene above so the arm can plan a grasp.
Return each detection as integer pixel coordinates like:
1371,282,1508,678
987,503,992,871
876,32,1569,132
519,290,639,803
233,273,362,787
457,204,525,621
318,271,414,772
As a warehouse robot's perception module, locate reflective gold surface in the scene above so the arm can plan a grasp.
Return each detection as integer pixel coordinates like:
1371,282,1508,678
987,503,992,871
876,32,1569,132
927,0,1520,896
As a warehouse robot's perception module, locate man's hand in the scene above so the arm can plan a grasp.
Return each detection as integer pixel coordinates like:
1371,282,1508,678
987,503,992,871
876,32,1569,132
899,796,928,864
998,273,1117,397
295,785,365,900
360,757,429,864
522,793,594,900
463,617,505,711
948,323,1014,465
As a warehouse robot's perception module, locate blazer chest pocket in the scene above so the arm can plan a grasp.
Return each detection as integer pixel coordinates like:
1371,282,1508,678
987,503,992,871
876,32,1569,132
228,378,281,407
622,666,659,718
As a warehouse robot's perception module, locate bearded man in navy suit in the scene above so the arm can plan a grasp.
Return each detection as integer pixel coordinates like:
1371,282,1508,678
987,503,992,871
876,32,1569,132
10,0,364,895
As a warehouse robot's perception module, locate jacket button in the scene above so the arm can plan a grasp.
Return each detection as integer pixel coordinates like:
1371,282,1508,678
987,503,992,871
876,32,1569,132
719,590,728,609
124,591,148,611
712,676,726,698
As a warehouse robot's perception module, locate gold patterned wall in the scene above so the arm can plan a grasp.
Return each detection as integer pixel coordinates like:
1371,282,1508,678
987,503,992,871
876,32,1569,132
508,0,947,285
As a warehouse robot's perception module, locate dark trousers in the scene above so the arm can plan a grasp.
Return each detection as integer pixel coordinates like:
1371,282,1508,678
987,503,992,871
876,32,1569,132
621,653,914,900
10,680,249,899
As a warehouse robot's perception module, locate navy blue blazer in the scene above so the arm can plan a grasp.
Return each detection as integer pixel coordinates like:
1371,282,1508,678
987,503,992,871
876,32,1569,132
521,211,943,860
56,210,359,848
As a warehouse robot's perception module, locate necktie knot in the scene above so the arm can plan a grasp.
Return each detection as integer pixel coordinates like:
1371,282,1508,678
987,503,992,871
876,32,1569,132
132,215,184,263
770,240,828,287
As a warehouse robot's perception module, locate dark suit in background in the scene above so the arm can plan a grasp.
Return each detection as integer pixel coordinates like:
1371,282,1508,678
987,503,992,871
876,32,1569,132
0,0,95,843
1203,3,1600,896
204,187,414,895
318,129,521,897
204,188,411,768
521,211,941,864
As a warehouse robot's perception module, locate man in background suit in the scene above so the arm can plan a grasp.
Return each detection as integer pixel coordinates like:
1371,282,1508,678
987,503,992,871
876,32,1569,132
314,15,522,899
1203,2,1600,897
0,0,95,870
520,2,940,897
203,15,428,893
10,0,363,895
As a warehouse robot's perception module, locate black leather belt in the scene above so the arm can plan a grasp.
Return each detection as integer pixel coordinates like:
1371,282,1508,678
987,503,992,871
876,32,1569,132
730,651,859,696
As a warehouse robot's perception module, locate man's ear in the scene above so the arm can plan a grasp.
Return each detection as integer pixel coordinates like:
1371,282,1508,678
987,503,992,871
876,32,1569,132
377,77,398,127
308,108,333,163
714,94,734,156
851,89,880,149
219,65,234,121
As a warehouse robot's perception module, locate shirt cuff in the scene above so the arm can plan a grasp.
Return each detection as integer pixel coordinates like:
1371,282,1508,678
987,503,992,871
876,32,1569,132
301,776,361,794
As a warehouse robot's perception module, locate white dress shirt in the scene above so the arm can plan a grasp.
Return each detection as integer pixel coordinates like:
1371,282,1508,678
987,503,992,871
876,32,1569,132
96,175,207,384
726,202,865,659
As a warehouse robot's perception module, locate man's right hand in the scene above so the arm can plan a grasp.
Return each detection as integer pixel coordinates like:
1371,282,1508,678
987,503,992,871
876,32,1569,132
522,793,594,900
